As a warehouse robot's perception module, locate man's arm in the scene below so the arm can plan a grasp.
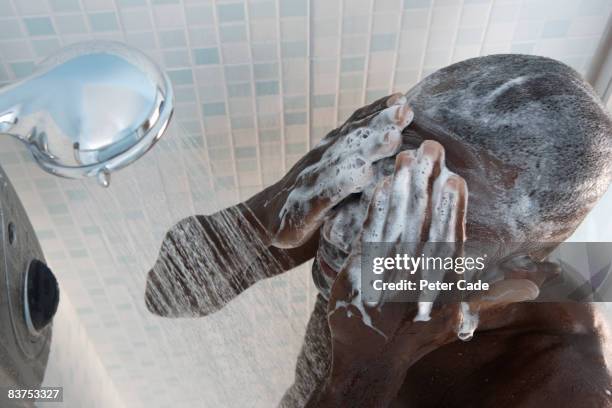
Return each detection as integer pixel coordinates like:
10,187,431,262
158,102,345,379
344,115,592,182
144,93,413,317
144,203,319,317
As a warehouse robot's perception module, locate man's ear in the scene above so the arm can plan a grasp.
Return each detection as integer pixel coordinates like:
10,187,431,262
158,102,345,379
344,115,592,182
501,255,561,286
466,257,561,314
468,278,540,313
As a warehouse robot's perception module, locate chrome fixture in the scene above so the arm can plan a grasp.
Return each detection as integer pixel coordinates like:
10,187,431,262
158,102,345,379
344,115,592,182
0,41,174,187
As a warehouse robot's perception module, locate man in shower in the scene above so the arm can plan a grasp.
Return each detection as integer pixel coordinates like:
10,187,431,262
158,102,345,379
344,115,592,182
144,54,612,407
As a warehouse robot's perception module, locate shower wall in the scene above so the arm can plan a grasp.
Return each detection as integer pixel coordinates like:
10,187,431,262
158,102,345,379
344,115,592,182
0,0,610,407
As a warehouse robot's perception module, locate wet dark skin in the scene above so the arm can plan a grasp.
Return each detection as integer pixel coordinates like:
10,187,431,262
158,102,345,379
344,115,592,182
145,94,612,407
145,93,411,316
306,140,611,408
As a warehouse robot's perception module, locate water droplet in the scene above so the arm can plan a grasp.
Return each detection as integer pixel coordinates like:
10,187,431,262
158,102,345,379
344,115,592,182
97,169,111,188
458,331,474,342
456,302,479,342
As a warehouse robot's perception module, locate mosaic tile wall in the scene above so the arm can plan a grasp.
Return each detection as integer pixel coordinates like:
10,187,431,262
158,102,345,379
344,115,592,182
0,0,610,407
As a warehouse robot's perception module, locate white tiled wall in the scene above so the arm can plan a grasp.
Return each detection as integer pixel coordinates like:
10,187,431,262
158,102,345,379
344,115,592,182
0,0,610,407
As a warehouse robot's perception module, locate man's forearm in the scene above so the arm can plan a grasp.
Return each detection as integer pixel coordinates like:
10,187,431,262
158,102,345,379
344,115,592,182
239,196,320,270
145,196,318,317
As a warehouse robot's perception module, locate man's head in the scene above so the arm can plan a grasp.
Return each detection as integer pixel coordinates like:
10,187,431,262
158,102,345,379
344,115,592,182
402,54,612,245
317,54,612,292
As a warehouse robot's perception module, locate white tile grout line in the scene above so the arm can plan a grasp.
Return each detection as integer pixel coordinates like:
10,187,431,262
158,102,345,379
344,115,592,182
360,0,376,106
70,0,95,40
243,0,264,190
274,0,287,173
505,0,527,57
41,0,67,50
211,0,242,202
6,0,46,76
178,0,219,203
109,0,129,41
417,0,436,81
114,0,193,223
133,0,194,232
306,0,312,151
305,0,313,312
0,56,11,83
389,0,406,94
333,0,345,125
477,0,497,56
449,0,466,63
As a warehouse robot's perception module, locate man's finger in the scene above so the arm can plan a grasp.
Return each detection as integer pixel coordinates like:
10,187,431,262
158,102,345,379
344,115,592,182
320,197,363,254
404,140,445,242
361,128,404,163
274,121,405,248
346,92,405,123
320,93,405,145
428,174,467,243
362,177,393,244
415,173,467,315
370,101,414,130
468,278,540,312
501,256,561,286
344,100,413,137
382,151,415,242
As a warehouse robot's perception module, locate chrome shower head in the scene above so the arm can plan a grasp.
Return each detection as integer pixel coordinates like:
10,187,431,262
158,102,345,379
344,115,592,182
0,41,174,187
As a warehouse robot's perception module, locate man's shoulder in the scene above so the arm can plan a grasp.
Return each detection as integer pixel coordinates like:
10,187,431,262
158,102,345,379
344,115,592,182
397,303,612,407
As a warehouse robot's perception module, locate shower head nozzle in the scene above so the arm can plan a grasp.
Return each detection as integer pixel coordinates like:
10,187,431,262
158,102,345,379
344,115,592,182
0,41,174,187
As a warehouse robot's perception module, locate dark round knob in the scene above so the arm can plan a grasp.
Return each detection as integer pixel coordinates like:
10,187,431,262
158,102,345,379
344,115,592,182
26,260,59,332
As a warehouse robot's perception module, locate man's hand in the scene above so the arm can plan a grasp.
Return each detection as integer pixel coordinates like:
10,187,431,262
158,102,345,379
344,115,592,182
146,94,412,318
247,93,413,249
310,141,558,407
307,141,466,407
327,141,468,366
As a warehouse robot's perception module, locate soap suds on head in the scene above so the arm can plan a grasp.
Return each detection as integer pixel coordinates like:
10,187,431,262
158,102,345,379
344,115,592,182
317,54,612,341
409,54,612,243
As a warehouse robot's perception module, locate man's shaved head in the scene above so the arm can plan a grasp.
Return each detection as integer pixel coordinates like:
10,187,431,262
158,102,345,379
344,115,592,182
318,53,612,288
403,54,612,243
